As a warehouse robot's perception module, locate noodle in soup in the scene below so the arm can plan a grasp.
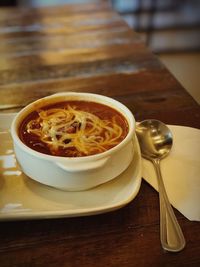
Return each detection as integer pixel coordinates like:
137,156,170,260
19,101,129,157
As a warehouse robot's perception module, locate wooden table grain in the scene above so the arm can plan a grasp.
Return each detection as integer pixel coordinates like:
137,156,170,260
0,1,200,267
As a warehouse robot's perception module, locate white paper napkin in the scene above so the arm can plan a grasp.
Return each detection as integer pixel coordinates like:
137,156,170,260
142,125,200,221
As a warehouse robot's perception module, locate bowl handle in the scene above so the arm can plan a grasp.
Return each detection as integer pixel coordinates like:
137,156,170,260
55,157,110,173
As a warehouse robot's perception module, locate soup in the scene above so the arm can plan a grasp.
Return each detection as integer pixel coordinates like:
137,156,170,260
19,101,129,157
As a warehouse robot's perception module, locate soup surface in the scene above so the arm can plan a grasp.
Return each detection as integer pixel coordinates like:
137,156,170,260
19,101,129,157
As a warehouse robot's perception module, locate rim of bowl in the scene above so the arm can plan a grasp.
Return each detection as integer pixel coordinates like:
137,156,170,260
11,92,135,162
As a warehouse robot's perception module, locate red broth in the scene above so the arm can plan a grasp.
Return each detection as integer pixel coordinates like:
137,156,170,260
19,101,129,157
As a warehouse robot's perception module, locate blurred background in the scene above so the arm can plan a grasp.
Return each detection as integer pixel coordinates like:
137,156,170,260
1,0,200,103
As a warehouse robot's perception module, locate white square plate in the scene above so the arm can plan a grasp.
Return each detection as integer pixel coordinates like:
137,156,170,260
0,113,142,221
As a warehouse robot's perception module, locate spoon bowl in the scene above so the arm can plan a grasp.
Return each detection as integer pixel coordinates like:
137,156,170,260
136,119,186,252
136,119,173,160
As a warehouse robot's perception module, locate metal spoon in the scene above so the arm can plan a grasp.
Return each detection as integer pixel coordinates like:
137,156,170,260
136,119,186,252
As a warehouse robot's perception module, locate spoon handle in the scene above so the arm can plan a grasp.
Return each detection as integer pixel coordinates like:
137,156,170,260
153,159,186,252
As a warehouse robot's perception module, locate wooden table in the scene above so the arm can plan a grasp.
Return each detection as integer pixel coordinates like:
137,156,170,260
0,1,200,266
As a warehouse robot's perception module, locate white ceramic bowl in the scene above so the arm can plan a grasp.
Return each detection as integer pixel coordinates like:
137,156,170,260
11,92,136,191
